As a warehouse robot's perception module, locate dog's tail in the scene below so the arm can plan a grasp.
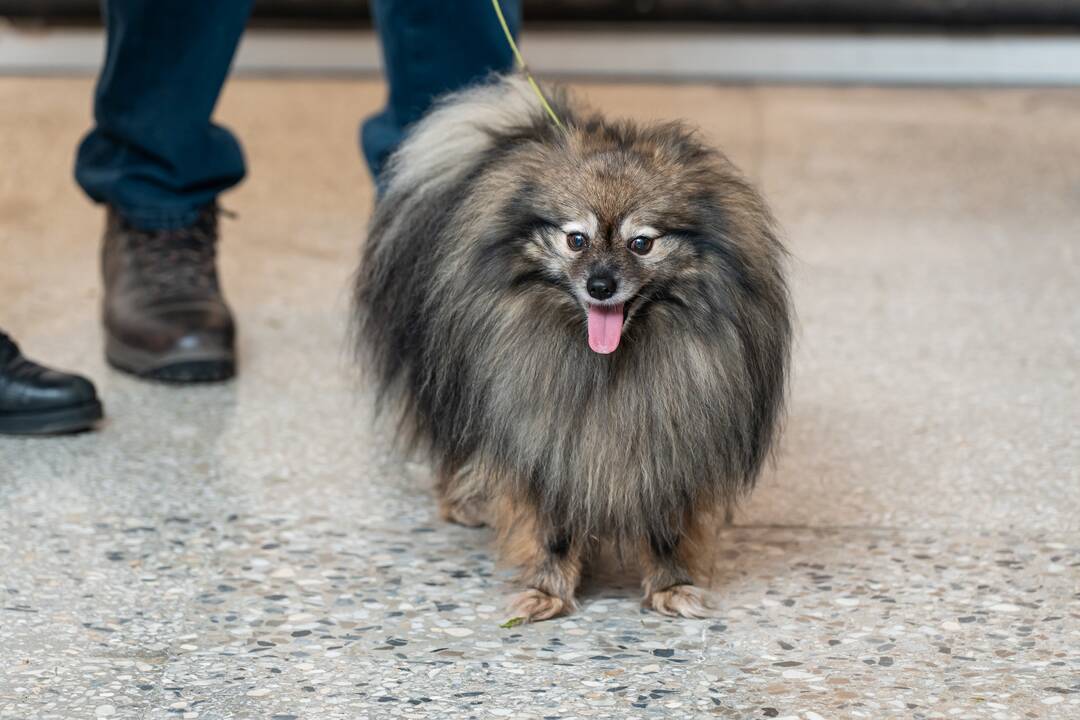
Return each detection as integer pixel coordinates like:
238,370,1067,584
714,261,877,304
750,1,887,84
381,73,569,197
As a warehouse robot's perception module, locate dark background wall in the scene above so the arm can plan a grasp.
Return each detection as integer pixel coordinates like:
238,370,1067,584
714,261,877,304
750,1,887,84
3,0,1080,27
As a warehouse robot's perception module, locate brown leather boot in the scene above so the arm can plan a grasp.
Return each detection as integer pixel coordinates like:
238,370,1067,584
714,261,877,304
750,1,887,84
101,205,236,383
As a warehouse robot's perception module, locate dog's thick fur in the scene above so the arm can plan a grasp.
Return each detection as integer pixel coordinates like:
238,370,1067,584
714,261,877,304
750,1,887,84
354,75,791,620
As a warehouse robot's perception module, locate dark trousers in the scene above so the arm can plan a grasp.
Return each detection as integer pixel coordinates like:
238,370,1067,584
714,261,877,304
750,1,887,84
74,0,520,230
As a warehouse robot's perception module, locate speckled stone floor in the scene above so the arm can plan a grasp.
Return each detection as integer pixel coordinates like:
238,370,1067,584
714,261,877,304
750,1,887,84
1,77,1078,720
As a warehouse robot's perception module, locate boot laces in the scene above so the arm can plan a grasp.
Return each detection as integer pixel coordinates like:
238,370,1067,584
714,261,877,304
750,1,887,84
127,208,223,297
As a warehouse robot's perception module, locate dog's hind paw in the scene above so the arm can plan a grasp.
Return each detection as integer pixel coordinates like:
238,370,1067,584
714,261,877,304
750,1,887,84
645,584,715,619
508,588,574,623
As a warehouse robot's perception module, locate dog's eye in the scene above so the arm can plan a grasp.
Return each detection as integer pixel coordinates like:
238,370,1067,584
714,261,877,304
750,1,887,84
628,236,654,255
566,232,588,251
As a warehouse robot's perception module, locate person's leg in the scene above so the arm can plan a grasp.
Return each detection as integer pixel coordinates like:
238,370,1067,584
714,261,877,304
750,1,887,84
75,0,254,230
77,1,253,383
362,0,521,182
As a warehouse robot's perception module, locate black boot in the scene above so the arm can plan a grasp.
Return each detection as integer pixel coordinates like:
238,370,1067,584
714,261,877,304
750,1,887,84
0,331,103,435
102,205,236,382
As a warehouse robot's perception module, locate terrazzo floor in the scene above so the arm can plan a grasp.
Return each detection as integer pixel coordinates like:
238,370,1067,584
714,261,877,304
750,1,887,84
1,77,1078,719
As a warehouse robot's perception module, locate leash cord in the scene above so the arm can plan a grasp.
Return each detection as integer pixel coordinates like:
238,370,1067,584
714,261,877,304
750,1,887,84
490,0,565,129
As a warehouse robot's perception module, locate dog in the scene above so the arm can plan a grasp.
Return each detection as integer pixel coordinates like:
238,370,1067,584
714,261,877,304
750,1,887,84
354,75,792,620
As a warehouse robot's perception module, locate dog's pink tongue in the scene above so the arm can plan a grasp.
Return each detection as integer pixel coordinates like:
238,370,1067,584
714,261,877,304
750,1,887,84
587,304,624,354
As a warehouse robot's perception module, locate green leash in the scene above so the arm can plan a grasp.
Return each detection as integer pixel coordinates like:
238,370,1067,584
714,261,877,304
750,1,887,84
491,0,565,130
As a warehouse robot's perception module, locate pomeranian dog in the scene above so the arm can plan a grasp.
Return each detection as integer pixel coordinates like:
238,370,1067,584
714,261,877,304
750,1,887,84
354,75,791,621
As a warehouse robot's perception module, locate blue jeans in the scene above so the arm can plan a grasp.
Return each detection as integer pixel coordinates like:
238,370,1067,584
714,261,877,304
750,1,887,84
75,0,520,231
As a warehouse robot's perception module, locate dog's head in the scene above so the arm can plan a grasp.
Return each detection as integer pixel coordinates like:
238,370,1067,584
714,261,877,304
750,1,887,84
494,118,771,355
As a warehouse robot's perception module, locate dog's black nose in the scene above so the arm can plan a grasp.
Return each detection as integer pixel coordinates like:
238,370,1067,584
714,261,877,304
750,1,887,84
586,274,617,301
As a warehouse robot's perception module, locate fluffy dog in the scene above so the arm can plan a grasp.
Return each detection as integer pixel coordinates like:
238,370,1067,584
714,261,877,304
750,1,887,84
354,75,791,620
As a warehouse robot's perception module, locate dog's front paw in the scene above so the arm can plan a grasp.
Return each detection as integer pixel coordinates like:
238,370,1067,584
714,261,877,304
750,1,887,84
508,588,574,623
645,584,715,618
438,495,489,528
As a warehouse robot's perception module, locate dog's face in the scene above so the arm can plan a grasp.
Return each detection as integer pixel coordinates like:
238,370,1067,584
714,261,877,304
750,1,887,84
520,125,711,354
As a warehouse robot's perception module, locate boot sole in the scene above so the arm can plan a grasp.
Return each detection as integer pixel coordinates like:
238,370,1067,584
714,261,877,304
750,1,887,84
106,336,235,384
0,400,104,435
